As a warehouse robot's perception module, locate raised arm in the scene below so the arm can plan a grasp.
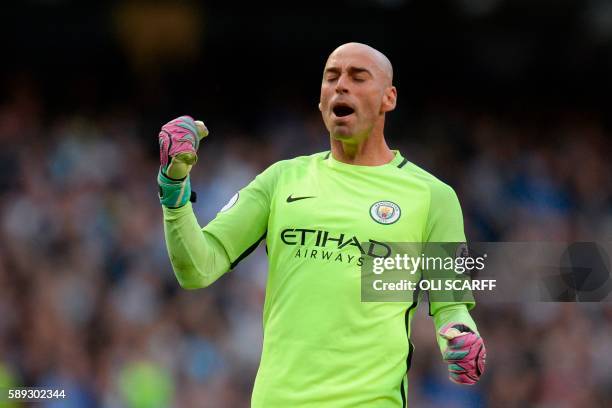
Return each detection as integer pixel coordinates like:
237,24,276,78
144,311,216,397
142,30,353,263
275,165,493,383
162,203,231,289
157,116,276,289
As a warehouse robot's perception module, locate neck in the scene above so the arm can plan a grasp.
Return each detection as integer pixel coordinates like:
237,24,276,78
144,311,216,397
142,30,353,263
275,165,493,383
330,126,394,166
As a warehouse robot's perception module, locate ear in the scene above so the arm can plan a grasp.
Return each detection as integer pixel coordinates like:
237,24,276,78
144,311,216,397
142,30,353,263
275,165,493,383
318,102,323,112
381,86,397,113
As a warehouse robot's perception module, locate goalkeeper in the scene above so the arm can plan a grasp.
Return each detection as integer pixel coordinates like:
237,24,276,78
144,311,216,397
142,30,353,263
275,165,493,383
158,42,486,407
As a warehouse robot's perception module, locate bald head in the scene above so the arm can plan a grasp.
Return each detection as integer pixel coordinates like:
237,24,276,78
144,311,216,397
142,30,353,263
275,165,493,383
326,42,393,86
319,42,397,142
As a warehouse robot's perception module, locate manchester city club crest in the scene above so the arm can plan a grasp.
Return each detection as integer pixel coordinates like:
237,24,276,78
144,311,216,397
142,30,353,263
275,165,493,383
370,201,401,225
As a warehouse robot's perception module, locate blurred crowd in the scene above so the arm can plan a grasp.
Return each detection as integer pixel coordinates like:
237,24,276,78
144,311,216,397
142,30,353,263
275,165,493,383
0,79,611,408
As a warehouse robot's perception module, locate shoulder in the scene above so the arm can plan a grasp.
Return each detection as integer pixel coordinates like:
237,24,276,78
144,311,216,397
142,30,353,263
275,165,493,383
265,151,329,172
403,163,466,240
252,151,328,187
403,161,457,192
277,151,329,166
401,160,461,207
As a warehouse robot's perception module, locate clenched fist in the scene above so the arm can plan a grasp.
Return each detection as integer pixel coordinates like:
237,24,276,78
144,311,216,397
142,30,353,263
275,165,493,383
157,116,208,208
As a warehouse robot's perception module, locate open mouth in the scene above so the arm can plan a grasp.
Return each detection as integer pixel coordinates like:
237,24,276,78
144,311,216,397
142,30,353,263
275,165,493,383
332,104,355,117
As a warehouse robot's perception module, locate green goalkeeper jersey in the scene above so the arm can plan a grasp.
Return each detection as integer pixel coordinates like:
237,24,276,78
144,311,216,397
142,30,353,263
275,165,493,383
163,150,476,407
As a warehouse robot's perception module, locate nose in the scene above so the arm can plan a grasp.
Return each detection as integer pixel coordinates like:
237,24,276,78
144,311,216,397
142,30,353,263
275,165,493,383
335,74,349,94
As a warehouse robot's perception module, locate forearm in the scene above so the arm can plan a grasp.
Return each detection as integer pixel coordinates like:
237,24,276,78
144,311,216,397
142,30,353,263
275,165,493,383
432,303,478,354
163,202,230,289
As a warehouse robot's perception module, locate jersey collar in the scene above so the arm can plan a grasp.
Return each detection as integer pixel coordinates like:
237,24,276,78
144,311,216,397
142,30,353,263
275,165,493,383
326,150,407,170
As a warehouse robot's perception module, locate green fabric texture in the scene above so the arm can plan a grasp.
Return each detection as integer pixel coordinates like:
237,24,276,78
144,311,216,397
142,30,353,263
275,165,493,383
163,151,479,407
163,202,230,288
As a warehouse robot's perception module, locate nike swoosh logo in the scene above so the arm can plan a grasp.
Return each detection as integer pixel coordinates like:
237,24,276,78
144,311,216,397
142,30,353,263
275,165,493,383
287,195,315,203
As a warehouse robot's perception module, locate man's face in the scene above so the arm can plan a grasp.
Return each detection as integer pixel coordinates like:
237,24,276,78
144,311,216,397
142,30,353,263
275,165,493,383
319,46,395,142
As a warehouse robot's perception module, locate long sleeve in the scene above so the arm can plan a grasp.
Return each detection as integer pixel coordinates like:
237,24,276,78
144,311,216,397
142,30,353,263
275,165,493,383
163,203,231,289
162,161,280,289
424,181,476,314
424,181,478,354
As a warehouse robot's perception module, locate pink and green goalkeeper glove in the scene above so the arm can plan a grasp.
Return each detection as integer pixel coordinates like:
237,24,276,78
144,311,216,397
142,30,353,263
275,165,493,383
439,323,486,385
157,115,208,208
